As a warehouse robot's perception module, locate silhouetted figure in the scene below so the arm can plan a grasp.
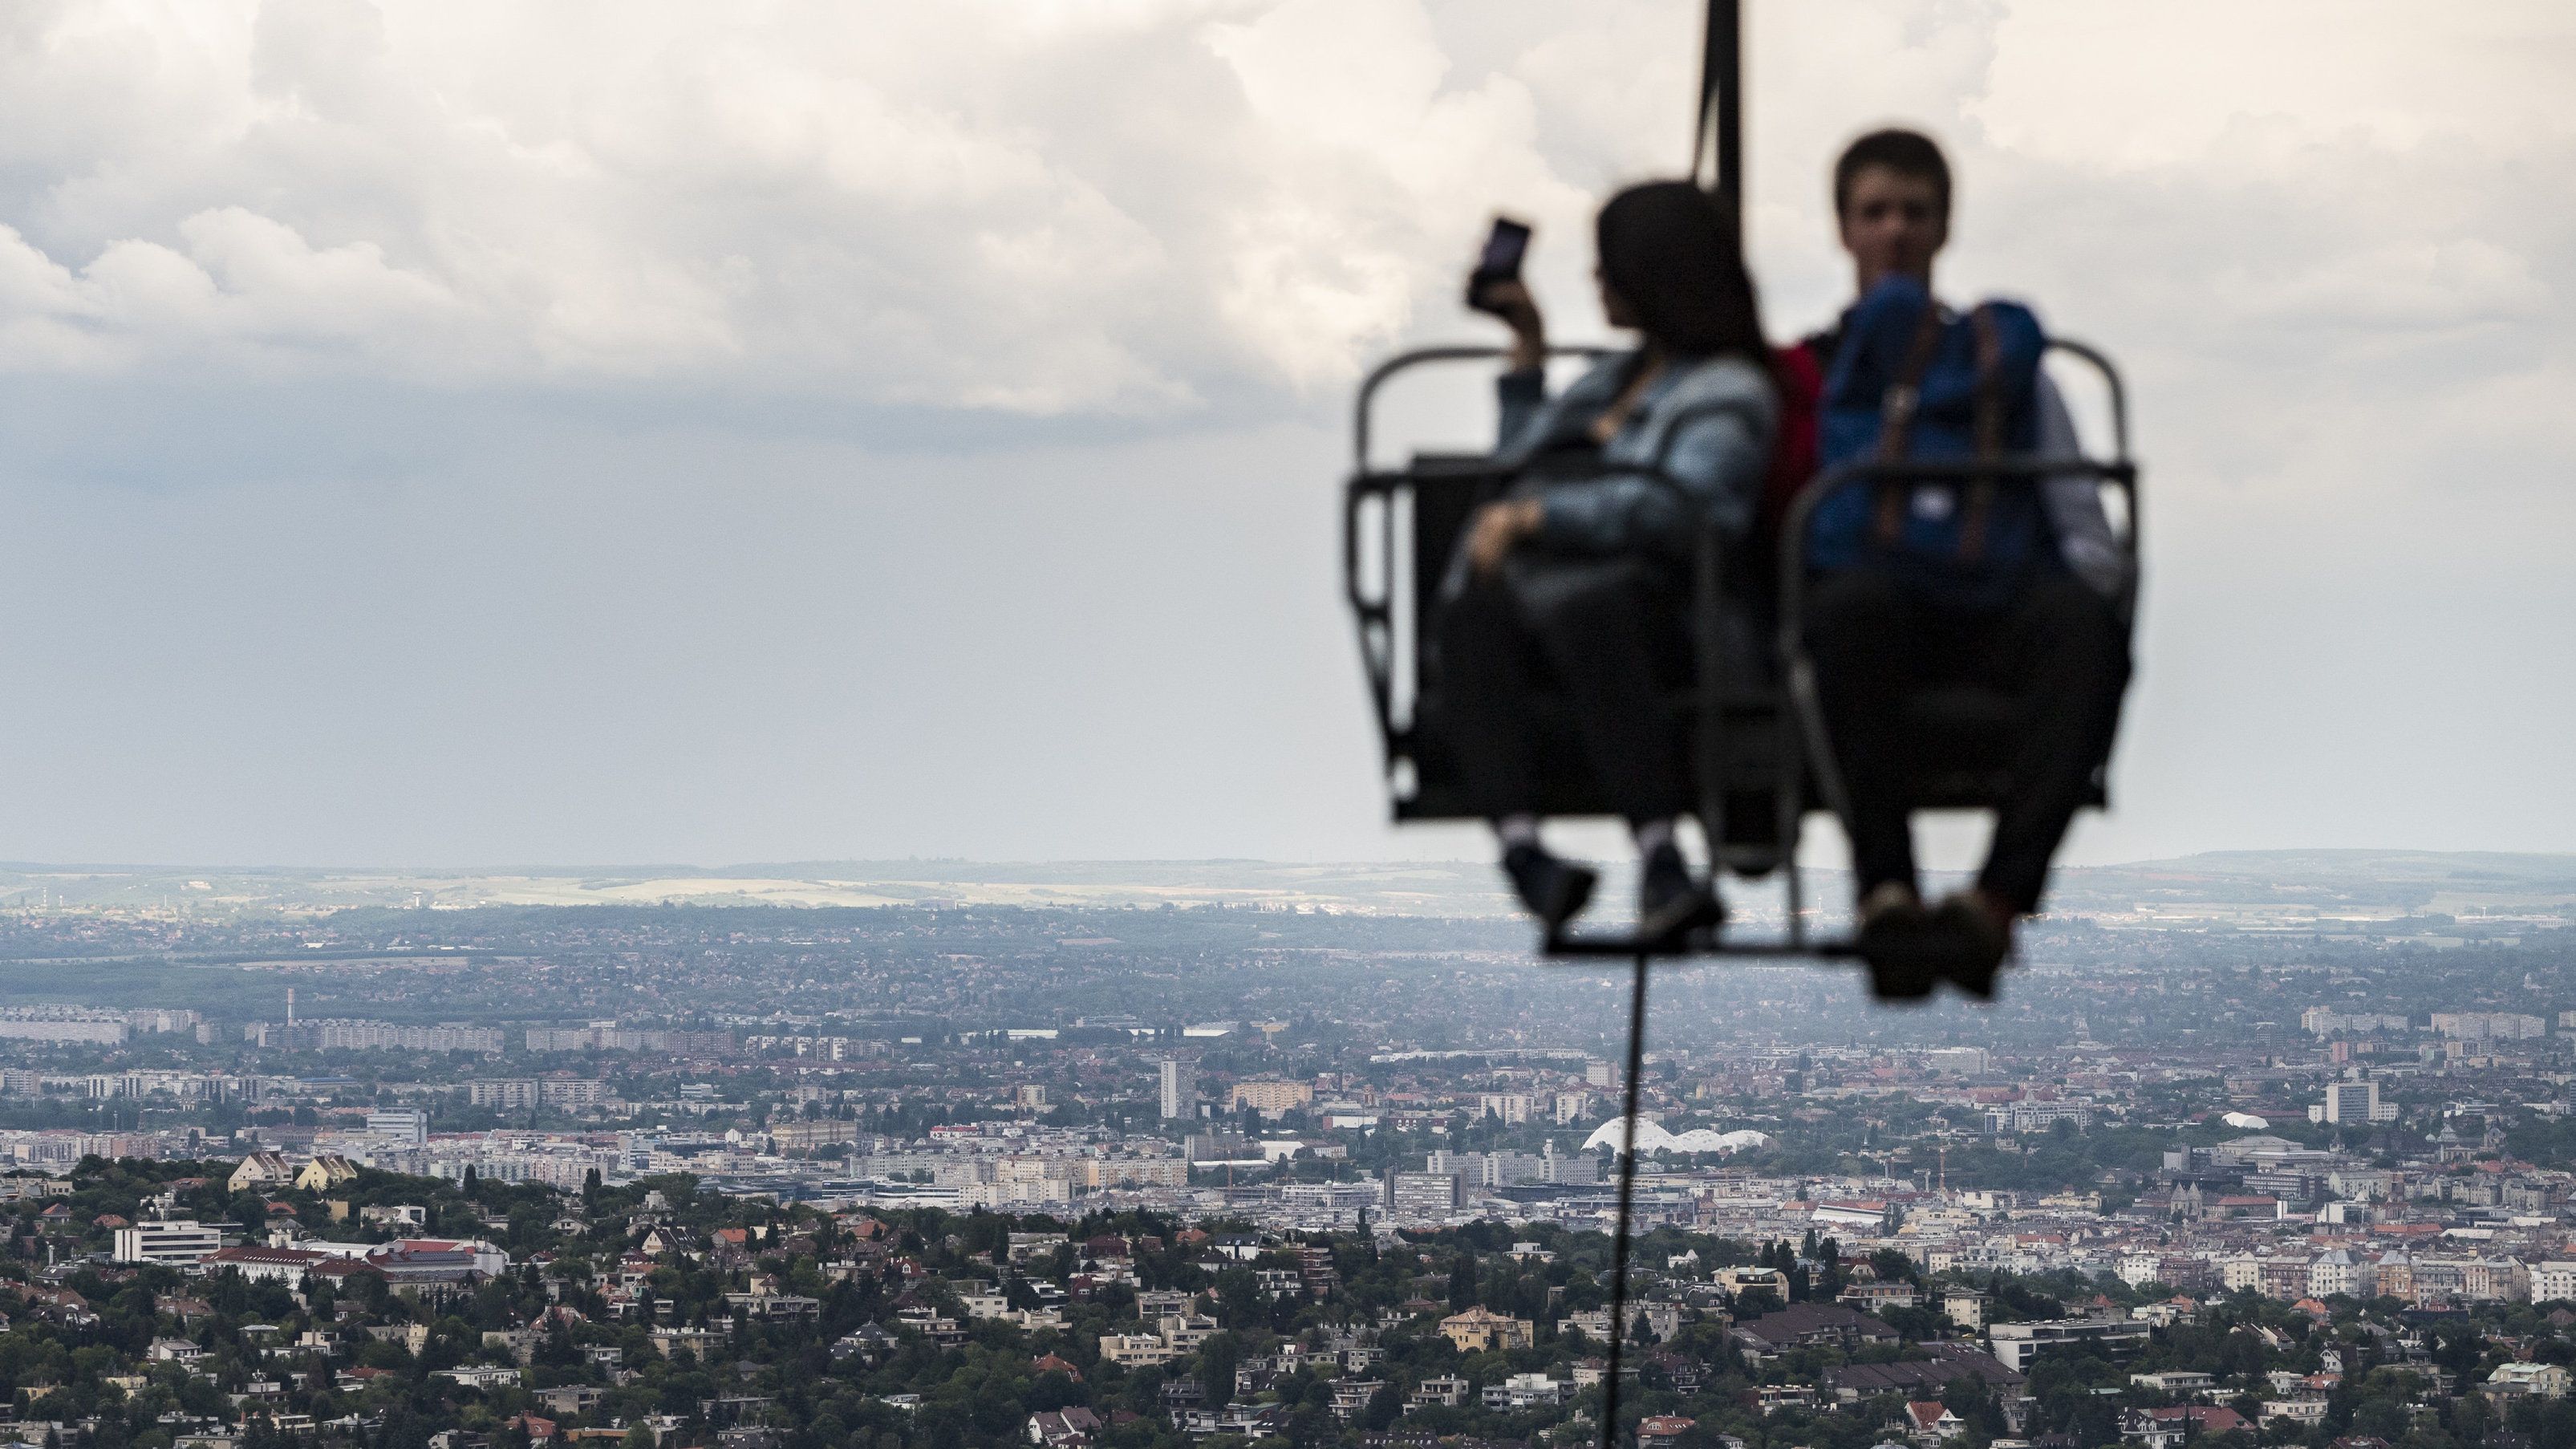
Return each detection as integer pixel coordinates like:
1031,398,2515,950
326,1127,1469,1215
1438,181,1778,939
1789,131,2131,997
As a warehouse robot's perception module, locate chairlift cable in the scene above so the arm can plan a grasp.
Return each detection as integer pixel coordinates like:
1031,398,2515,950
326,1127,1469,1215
1693,0,1743,246
1597,948,1652,1449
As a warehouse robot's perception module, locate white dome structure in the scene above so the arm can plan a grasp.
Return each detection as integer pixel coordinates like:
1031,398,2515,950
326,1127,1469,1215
2221,1111,2269,1130
1580,1117,1771,1155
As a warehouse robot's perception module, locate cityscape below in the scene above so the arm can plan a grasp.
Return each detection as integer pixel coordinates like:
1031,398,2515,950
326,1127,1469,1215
0,850,2568,1449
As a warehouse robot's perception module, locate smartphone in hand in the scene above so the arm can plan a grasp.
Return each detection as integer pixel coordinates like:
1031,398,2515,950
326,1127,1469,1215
1465,216,1532,312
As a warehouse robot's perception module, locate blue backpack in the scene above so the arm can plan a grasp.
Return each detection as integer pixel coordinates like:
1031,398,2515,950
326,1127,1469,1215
1807,276,2056,610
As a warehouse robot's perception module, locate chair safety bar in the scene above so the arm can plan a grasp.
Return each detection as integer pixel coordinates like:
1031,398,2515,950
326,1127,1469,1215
1351,343,1617,473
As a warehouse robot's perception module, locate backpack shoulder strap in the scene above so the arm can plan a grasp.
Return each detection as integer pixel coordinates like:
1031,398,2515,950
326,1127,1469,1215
1957,304,2007,565
1872,299,1946,543
1875,300,1947,464
1970,305,2006,462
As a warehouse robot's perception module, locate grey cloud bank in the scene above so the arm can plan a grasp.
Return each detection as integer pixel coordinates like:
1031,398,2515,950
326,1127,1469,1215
0,0,2567,867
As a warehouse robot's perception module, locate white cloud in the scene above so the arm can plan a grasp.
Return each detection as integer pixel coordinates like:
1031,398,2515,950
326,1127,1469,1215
0,0,2571,865
2,0,2556,440
1971,2,2576,167
0,206,464,372
0,0,1613,411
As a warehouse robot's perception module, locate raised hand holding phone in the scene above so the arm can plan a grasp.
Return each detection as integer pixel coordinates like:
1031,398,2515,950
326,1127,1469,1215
1465,216,1544,370
1465,217,1530,308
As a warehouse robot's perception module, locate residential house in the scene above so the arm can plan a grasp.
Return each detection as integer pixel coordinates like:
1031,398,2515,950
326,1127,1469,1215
1639,1419,1696,1449
1028,1408,1101,1448
228,1153,294,1192
1734,1304,1900,1359
294,1155,360,1192
1905,1402,1965,1445
1439,1306,1534,1353
2121,1407,2249,1449
2488,1363,2573,1402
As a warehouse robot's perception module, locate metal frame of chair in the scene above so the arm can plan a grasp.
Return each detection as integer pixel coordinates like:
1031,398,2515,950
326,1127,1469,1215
1343,341,2138,959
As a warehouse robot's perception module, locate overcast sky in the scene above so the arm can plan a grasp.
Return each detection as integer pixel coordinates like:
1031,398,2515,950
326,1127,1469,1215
0,0,2569,870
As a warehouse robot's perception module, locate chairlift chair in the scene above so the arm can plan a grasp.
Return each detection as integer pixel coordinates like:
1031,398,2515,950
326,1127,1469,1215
1343,342,2139,959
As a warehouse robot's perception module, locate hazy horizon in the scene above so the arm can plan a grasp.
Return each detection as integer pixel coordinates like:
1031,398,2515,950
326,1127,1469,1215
4,845,2574,873
0,847,2566,926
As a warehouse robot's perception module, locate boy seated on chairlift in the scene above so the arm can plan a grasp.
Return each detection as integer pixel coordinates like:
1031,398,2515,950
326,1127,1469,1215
1787,129,2131,1001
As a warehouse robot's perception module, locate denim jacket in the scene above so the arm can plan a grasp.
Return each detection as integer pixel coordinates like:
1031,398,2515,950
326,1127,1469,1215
1495,351,1777,561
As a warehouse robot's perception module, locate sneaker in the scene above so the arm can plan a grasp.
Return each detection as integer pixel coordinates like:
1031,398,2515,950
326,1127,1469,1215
1503,843,1597,932
1638,841,1723,946
1856,883,1938,1002
1927,889,2015,999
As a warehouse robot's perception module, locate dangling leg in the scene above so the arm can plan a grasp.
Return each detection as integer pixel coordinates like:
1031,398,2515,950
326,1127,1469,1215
1980,576,2129,914
1930,574,2132,995
1496,814,1595,930
1438,575,1596,928
1630,816,1719,943
1516,559,1713,939
1803,569,1938,996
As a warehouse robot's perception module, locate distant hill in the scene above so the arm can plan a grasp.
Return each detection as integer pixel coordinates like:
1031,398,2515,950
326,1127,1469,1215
2050,849,2576,913
1,848,2569,920
0,858,1524,917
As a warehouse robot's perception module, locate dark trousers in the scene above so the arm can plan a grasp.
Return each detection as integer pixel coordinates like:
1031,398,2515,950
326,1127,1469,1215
1437,556,1691,826
1803,569,2130,914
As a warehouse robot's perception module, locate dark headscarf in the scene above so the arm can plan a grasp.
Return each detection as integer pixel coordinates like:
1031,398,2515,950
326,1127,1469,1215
1596,181,1768,361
